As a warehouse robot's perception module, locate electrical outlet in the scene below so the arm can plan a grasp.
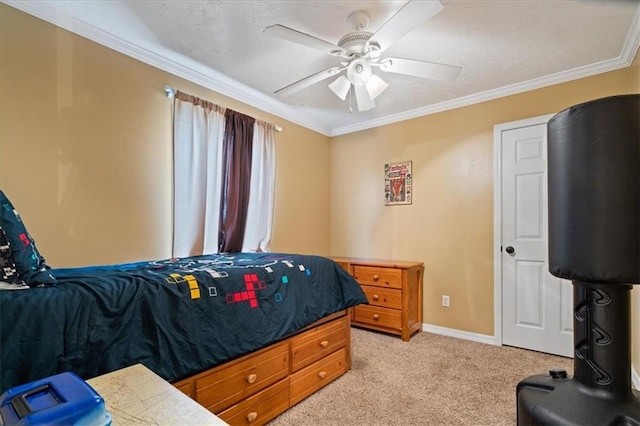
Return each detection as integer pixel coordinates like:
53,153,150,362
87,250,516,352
442,295,450,307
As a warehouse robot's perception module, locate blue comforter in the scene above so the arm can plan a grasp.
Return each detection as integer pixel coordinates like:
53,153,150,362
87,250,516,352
0,252,367,393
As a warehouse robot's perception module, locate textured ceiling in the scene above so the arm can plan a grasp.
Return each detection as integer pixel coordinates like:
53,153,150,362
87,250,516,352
5,0,640,135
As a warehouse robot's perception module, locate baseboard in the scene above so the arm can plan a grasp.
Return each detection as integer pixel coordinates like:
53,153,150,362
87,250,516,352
422,323,496,346
633,366,640,391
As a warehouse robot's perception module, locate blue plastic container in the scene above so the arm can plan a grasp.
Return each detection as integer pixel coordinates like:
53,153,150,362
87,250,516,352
0,372,111,426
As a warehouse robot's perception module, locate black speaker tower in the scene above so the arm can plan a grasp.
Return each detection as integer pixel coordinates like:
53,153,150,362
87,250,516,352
516,95,640,425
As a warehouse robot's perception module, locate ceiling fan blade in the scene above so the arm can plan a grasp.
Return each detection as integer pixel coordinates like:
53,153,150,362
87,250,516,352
369,0,444,52
379,57,461,82
329,75,351,100
354,84,375,112
264,24,346,56
274,66,344,97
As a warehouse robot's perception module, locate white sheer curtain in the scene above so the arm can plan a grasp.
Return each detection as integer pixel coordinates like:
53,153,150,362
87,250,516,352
241,121,276,252
172,96,225,257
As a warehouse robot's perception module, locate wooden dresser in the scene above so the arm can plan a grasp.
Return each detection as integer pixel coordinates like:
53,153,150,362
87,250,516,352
173,311,350,425
332,257,424,342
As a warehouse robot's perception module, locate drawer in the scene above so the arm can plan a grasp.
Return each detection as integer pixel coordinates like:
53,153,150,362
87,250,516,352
217,378,289,426
173,379,194,398
290,315,349,372
360,285,402,310
196,341,289,413
290,347,347,406
353,305,402,331
353,265,402,289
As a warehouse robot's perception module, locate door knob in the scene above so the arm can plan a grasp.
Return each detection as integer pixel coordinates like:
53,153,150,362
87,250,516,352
505,246,515,254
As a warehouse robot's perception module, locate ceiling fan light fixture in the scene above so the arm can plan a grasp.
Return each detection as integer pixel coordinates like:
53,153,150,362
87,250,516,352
365,73,388,100
346,58,372,86
354,84,375,112
328,75,351,100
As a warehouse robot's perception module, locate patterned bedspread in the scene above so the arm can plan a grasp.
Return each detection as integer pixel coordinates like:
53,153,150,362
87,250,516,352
0,252,367,393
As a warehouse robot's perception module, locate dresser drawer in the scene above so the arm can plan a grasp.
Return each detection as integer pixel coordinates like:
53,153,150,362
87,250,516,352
173,380,193,398
290,347,347,406
353,265,402,289
217,378,289,426
353,305,402,330
360,285,402,310
290,315,349,372
196,341,289,413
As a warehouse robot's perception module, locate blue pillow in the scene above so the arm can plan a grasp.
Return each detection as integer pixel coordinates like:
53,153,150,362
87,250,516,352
0,190,56,286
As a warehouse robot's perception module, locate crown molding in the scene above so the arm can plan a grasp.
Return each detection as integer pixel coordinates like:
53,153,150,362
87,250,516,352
4,0,639,138
2,0,333,136
330,57,630,136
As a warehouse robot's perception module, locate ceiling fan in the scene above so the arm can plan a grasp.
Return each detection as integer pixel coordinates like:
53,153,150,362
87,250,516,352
264,0,461,112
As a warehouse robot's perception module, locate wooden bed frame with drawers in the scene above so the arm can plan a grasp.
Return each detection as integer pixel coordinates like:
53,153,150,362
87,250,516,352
172,310,351,425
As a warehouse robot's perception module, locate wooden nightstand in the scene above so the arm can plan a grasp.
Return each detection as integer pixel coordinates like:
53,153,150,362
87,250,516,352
332,257,424,341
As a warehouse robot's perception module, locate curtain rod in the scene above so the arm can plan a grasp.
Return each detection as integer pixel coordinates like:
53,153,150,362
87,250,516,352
164,85,282,132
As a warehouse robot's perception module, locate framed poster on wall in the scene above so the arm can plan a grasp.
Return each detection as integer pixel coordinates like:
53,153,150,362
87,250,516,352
384,161,412,206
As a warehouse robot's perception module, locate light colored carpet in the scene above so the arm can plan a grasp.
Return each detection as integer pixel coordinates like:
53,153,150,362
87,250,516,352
269,327,573,426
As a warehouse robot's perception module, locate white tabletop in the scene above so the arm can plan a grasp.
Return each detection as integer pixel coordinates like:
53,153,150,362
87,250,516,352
87,364,228,425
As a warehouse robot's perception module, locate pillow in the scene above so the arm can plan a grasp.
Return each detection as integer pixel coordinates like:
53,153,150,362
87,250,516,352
0,224,26,285
0,190,56,286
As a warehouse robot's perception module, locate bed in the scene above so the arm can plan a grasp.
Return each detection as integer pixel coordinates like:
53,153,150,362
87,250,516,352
0,251,367,423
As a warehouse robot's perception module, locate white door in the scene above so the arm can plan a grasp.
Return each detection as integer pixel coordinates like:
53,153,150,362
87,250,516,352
498,119,573,358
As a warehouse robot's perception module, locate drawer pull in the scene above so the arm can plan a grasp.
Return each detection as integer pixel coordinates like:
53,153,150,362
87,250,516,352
319,340,329,348
246,374,257,384
318,371,327,379
373,275,380,281
373,314,380,321
372,294,379,301
246,412,258,422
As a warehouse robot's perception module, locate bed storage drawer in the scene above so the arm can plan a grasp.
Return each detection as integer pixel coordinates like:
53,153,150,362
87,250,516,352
353,304,402,330
290,315,349,372
196,341,289,413
172,312,352,422
289,347,347,406
217,378,289,426
353,265,402,288
360,285,402,309
174,380,194,398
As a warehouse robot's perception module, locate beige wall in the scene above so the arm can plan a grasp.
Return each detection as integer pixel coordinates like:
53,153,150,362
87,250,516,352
0,4,331,267
330,63,637,339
